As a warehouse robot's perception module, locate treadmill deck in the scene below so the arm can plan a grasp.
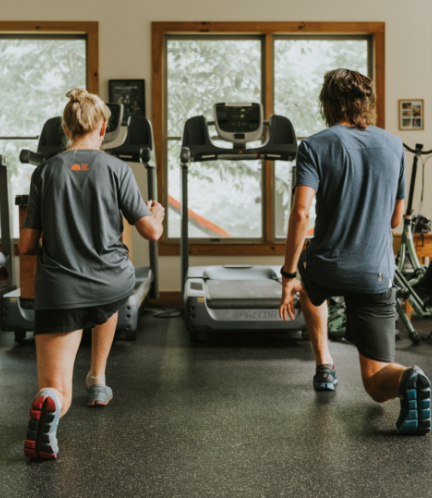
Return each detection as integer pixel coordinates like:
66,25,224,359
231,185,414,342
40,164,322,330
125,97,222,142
206,279,282,309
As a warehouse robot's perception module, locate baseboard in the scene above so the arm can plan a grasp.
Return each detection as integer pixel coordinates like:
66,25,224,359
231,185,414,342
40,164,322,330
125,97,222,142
150,291,183,306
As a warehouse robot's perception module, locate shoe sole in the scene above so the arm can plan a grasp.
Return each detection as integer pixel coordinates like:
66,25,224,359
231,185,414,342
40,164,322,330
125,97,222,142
87,396,113,407
314,379,338,391
398,372,431,435
24,395,58,459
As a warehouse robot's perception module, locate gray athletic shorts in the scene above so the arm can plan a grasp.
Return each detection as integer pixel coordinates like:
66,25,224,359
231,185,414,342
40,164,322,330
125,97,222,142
298,251,396,363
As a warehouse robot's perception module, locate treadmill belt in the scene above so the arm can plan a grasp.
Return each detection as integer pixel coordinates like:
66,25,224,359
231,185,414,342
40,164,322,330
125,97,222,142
206,279,282,309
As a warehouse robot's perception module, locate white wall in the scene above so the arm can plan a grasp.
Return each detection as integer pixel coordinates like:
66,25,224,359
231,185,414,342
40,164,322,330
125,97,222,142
4,0,432,291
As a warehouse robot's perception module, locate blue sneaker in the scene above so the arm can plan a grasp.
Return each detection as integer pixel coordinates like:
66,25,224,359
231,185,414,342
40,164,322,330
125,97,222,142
24,388,61,459
313,364,338,391
397,366,431,435
85,383,113,407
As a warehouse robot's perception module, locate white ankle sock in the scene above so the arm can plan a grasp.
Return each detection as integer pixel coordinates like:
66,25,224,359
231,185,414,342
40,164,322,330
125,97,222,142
86,372,106,386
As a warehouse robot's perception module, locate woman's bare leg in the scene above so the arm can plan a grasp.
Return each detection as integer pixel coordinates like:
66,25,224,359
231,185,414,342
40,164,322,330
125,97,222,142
35,329,83,417
89,312,118,379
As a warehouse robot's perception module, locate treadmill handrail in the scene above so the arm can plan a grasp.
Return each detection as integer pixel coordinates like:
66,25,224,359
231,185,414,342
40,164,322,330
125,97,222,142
20,149,46,166
0,157,16,293
181,114,297,164
108,116,159,300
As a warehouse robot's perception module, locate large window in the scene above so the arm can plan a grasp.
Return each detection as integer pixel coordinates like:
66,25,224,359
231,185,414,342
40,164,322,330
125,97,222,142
167,38,263,239
0,21,98,238
273,37,369,238
153,23,385,255
0,36,86,236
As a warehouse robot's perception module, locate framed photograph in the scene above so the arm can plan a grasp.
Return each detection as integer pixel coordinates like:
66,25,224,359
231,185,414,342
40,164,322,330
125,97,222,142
399,99,424,130
109,79,145,125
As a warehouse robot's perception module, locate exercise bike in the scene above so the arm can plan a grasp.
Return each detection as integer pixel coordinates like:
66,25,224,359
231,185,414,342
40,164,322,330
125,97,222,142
393,143,432,343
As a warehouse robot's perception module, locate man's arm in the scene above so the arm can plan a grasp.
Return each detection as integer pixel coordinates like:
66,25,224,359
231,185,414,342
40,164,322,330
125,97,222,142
391,199,404,229
279,186,316,321
282,186,316,273
18,228,41,256
134,201,165,241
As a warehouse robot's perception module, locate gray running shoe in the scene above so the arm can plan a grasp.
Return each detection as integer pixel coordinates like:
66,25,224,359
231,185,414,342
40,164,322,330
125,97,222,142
85,383,113,407
397,366,431,435
313,364,338,391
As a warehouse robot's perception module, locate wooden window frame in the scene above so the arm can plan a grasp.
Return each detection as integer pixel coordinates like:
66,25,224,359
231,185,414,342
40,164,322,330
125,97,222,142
0,21,99,247
152,21,385,256
0,21,99,93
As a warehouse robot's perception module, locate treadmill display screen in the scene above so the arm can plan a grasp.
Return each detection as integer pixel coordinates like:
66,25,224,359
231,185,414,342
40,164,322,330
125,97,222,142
106,105,122,133
215,104,261,133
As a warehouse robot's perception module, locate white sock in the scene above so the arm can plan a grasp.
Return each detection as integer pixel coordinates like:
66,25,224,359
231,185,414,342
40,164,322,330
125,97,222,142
86,372,106,386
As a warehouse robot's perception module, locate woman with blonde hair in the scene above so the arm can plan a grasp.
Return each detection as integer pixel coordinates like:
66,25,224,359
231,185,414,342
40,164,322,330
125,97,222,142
19,88,165,459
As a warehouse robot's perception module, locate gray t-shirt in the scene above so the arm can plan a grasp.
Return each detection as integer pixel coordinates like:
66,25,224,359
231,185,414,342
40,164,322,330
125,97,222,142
295,125,406,293
23,149,151,310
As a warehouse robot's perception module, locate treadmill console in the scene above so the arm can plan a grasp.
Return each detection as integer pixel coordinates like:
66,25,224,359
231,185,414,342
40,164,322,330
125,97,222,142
213,102,263,145
105,103,124,144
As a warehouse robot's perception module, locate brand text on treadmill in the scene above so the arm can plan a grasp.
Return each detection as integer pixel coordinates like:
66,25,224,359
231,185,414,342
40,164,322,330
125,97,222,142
232,310,280,320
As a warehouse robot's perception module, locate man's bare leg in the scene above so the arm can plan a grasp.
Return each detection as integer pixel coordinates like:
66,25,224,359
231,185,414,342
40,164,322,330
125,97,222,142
359,354,406,403
89,312,118,378
300,292,333,367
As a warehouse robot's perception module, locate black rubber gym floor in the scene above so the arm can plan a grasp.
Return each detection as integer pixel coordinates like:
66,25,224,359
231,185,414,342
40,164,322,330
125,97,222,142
1,309,432,498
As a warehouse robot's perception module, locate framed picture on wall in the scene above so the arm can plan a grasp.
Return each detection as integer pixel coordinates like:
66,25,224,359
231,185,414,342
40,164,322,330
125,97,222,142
109,79,145,125
399,99,424,130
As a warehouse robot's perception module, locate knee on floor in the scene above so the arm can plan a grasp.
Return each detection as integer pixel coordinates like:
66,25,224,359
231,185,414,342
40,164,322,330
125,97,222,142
362,375,386,403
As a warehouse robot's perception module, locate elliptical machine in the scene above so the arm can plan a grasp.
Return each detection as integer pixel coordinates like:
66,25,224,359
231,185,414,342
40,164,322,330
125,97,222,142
180,102,307,341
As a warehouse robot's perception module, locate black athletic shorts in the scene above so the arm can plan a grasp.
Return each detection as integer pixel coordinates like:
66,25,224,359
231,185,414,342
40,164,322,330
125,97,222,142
298,251,396,363
34,295,131,335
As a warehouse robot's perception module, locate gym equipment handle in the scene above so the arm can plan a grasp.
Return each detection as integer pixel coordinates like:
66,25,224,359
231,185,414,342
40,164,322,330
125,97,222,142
403,143,432,155
20,149,45,166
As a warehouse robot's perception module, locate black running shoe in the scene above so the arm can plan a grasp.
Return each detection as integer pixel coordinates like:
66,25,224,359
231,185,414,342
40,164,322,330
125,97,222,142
313,364,338,391
397,366,431,435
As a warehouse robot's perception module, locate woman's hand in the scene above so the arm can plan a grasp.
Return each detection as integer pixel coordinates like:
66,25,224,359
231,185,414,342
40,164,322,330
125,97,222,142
279,278,305,321
146,200,165,222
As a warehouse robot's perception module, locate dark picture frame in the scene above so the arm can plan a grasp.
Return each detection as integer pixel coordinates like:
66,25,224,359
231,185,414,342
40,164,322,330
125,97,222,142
109,79,145,125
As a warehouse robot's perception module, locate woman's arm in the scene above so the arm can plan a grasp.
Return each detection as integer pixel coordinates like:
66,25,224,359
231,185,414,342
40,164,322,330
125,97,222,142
18,228,42,256
134,201,165,241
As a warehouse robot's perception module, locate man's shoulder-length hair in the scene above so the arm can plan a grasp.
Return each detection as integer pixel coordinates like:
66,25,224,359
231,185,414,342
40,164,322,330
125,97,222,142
319,68,376,130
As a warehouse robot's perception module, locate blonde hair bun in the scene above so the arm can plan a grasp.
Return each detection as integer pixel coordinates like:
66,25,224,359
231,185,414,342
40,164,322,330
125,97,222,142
66,88,88,102
63,88,111,140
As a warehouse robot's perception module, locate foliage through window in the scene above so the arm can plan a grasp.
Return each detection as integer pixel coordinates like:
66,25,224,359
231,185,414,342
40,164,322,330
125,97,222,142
167,38,263,239
0,36,87,237
165,35,370,242
274,38,369,238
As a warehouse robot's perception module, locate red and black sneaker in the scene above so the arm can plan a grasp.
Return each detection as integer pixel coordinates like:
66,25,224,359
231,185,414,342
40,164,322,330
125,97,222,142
24,389,61,459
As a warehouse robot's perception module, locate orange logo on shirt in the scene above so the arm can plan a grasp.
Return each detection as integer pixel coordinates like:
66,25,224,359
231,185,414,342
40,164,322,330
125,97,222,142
70,164,89,171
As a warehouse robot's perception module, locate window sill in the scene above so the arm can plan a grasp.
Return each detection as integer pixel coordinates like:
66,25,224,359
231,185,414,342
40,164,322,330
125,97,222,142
158,241,286,256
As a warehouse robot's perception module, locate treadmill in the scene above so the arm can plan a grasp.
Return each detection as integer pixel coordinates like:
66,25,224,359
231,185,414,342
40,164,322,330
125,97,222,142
0,105,159,342
0,156,17,298
180,102,307,341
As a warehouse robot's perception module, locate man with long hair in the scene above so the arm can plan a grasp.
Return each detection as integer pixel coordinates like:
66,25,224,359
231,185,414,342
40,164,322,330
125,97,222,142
279,69,431,435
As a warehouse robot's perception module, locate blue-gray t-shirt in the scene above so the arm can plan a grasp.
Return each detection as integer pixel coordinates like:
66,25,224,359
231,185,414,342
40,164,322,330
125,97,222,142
23,150,151,310
295,125,406,293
